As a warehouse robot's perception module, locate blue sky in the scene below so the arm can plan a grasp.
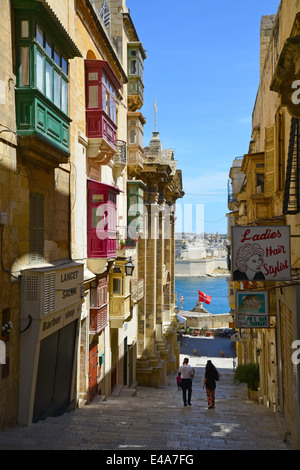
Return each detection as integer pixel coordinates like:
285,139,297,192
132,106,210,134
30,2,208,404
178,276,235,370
126,0,279,234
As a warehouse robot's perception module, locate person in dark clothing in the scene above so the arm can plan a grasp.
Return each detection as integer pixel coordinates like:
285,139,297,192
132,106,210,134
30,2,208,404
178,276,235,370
203,360,220,409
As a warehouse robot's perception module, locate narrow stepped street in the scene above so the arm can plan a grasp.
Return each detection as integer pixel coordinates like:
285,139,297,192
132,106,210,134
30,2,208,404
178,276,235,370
0,343,291,451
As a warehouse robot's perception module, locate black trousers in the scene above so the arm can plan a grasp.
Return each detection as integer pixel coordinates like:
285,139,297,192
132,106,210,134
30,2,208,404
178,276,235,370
180,378,192,404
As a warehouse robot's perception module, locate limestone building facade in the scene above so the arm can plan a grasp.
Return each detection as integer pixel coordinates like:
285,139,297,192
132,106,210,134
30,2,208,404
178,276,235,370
227,1,300,449
0,0,183,430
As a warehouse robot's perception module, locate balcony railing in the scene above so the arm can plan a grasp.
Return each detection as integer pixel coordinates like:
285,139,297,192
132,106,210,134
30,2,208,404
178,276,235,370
117,226,137,250
127,148,144,168
113,140,127,166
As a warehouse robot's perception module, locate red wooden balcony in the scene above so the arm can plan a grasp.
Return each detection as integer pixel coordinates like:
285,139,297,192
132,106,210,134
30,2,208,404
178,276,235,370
87,179,121,259
85,60,121,163
89,305,108,334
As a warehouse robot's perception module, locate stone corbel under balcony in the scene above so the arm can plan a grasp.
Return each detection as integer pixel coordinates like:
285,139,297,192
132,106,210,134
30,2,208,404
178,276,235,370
270,35,300,118
87,258,115,275
18,135,70,170
111,140,127,178
87,138,116,165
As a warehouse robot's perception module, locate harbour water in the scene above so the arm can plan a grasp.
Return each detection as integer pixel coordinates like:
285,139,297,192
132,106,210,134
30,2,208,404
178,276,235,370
175,276,230,315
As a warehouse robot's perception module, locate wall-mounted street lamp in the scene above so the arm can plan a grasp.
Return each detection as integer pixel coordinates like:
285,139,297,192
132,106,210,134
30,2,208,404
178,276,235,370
125,257,135,276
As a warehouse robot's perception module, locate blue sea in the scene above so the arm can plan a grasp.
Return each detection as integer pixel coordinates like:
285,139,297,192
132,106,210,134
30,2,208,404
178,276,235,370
175,276,230,315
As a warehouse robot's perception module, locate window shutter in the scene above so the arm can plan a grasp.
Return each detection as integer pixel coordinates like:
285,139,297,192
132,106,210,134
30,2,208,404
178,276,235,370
29,192,44,263
264,125,275,197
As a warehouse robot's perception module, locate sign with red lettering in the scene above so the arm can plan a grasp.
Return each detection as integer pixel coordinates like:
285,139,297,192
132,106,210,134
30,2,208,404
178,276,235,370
231,226,291,281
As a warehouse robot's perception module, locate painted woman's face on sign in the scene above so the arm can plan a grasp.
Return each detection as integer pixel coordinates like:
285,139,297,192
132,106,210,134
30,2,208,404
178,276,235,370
247,254,263,273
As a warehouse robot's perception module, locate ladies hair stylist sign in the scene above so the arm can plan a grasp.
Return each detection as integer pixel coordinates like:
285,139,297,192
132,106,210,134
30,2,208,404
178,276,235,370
231,226,291,281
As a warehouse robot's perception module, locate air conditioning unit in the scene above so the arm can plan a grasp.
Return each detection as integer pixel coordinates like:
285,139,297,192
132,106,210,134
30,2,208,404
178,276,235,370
21,262,84,320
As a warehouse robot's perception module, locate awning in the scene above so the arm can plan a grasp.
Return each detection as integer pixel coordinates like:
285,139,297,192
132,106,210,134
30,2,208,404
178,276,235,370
176,314,186,324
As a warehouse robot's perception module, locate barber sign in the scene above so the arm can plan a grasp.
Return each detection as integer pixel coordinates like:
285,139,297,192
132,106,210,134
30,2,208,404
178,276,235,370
231,226,291,281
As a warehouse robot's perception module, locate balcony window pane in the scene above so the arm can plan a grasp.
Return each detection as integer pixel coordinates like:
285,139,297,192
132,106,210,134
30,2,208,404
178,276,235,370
36,50,44,92
20,47,30,86
62,78,68,114
128,196,137,215
91,288,97,307
92,207,103,228
130,130,136,144
36,24,43,46
113,278,122,295
62,57,68,76
139,62,144,82
111,92,116,123
45,38,52,57
54,48,60,66
54,70,60,107
89,85,98,108
138,129,143,146
256,174,264,194
102,86,106,110
21,20,29,38
129,59,137,75
46,61,52,98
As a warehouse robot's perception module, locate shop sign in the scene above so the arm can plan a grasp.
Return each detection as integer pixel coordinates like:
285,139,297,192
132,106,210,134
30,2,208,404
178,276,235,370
231,226,291,281
236,291,269,328
55,265,84,312
40,302,82,340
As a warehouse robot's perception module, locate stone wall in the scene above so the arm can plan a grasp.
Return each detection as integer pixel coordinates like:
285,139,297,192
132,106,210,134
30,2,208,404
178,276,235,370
175,258,227,276
178,311,232,331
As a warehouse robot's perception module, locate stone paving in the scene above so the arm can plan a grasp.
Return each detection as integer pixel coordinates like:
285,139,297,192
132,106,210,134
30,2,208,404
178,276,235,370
0,354,291,451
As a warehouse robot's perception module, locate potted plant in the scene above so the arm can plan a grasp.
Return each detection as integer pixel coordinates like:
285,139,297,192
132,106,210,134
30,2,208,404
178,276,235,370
1,321,13,342
201,325,208,336
233,363,259,400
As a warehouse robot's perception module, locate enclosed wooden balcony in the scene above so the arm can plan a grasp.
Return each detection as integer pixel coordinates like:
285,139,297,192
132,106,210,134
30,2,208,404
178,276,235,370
89,305,108,334
109,294,131,328
87,179,121,265
127,42,146,111
85,60,121,164
109,263,132,328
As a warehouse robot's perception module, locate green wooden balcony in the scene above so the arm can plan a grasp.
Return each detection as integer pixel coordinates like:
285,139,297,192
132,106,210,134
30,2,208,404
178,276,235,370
16,88,70,169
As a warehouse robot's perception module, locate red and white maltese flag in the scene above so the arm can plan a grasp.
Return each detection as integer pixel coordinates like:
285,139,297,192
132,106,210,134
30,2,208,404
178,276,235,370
198,290,212,305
